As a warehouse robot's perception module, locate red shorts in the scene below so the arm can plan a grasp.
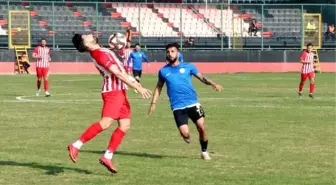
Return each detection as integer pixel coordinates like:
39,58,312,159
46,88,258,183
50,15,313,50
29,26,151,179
101,90,131,120
301,72,315,81
36,67,49,78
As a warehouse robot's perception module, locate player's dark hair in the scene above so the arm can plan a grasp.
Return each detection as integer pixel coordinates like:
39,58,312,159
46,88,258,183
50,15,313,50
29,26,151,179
94,35,99,44
40,38,47,42
135,43,140,47
166,42,180,51
72,34,87,52
306,43,313,47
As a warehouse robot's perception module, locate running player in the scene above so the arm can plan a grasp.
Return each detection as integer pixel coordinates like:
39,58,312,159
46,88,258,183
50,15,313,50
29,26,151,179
119,41,133,74
32,38,51,97
298,43,316,98
128,43,149,85
148,43,223,160
69,33,152,174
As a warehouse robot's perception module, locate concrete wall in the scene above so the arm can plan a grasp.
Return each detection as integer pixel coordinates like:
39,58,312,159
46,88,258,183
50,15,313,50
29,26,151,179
0,50,335,74
0,50,335,63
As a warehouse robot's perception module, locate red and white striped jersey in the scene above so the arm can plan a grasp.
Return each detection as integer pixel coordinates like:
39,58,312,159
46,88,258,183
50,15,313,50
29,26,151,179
300,50,315,74
119,47,133,68
33,46,51,68
90,48,127,93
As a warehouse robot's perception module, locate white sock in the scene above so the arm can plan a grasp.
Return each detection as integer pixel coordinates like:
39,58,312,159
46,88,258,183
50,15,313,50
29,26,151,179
72,140,83,149
104,150,113,159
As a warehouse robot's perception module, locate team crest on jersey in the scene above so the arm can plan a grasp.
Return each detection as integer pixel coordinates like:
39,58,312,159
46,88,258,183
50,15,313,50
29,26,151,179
179,68,185,73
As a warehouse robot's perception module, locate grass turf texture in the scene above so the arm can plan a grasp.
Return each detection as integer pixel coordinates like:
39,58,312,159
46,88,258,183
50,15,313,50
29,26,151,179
0,73,335,185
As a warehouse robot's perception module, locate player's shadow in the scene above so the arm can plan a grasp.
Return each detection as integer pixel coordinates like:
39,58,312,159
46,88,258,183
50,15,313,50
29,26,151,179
0,160,92,175
81,150,194,159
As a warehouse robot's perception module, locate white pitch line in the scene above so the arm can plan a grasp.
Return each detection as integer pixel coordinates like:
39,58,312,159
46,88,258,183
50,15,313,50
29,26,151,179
61,79,99,82
5,93,334,110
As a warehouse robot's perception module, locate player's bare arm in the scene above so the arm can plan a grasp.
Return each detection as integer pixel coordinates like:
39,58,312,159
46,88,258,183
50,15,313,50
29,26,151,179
194,73,223,91
109,65,152,99
148,80,165,115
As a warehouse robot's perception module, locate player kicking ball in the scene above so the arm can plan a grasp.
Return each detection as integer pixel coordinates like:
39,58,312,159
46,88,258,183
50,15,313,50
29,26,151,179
148,43,223,160
68,33,152,174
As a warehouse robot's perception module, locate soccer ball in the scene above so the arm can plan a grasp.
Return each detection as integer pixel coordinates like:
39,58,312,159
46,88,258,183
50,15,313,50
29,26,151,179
108,33,127,50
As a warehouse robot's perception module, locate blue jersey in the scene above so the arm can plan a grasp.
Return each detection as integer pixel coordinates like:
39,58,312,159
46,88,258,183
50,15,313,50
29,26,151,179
158,62,199,111
178,52,184,62
128,50,149,70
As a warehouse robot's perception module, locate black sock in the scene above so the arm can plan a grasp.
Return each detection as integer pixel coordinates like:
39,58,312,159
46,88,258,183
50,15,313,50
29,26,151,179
200,140,208,152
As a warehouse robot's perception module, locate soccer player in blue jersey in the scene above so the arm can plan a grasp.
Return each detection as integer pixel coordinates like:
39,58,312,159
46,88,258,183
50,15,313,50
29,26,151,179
148,43,223,160
128,43,149,84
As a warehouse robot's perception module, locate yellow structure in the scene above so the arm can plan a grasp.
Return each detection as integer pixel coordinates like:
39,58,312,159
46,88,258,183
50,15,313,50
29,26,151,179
9,10,31,74
14,47,30,74
232,17,243,49
302,14,321,73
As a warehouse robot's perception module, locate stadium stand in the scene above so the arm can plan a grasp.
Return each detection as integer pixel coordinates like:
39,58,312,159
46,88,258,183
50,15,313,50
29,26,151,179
0,0,334,49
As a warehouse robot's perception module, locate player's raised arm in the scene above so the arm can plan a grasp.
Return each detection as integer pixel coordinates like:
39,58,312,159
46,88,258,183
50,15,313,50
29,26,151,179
189,63,222,91
142,51,150,64
148,80,165,115
194,73,222,92
108,65,151,99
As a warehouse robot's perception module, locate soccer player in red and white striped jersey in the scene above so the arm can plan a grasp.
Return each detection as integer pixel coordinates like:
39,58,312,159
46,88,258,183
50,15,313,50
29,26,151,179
32,38,51,97
119,42,133,74
298,43,316,98
68,33,152,174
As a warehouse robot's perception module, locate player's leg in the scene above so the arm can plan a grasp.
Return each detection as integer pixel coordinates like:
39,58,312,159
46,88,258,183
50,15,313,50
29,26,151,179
99,93,131,174
173,109,191,143
188,105,210,160
308,72,315,98
298,73,308,97
133,70,141,93
68,117,114,163
43,68,51,97
133,70,141,83
68,92,122,163
194,117,210,160
36,68,42,96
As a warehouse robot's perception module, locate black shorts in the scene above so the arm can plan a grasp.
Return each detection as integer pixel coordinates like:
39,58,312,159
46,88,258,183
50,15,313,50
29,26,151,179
133,70,142,78
173,104,205,128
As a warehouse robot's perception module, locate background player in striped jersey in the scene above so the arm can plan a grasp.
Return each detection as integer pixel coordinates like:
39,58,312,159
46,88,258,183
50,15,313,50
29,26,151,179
69,33,152,174
298,43,316,98
119,41,133,74
32,38,51,97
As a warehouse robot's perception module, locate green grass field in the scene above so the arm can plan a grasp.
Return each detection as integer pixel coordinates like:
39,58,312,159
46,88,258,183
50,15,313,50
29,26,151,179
0,73,335,185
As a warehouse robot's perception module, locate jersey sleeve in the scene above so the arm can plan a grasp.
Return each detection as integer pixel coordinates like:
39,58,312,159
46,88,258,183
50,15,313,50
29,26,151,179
33,47,39,54
119,48,125,58
142,52,149,63
127,52,133,66
189,63,199,76
300,51,307,61
158,70,165,83
97,52,117,70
